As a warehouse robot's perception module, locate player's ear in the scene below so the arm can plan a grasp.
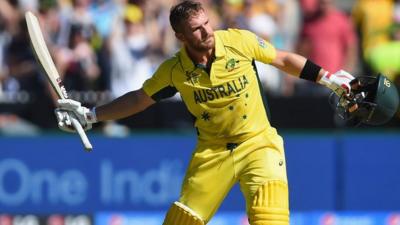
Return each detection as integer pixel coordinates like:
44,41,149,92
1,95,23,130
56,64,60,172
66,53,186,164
175,32,185,42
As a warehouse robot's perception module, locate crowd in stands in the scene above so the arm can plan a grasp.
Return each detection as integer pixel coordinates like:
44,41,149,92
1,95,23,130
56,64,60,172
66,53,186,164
0,0,399,133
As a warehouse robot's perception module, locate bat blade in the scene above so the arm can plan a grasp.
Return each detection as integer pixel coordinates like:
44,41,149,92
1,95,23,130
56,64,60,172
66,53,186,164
25,11,93,151
25,11,67,99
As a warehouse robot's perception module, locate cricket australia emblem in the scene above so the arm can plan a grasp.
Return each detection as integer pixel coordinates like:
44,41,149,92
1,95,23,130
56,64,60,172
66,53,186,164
225,58,240,72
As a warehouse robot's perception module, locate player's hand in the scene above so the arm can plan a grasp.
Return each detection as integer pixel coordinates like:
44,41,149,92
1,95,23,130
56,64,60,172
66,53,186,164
318,70,355,97
55,99,97,132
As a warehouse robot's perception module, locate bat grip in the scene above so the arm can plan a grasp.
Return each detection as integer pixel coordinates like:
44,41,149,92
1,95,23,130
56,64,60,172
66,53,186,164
70,116,93,151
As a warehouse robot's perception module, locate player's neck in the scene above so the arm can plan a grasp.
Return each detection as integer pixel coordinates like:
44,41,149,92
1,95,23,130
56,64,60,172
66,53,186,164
185,46,215,67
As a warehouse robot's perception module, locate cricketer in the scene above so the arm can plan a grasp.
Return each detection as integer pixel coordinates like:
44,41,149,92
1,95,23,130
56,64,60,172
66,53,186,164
55,1,356,224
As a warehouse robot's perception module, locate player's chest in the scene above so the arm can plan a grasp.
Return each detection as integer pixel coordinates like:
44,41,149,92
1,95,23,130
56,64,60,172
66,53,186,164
174,58,257,104
176,58,254,88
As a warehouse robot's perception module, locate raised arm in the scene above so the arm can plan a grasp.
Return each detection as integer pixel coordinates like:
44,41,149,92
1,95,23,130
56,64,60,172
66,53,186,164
270,50,326,82
95,89,155,121
55,88,155,133
270,49,355,96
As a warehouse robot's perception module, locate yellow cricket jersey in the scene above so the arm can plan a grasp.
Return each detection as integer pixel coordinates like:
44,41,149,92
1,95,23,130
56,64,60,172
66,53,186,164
143,29,277,143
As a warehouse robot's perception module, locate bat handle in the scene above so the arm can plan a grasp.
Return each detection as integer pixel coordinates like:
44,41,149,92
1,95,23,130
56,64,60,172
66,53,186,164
70,116,93,151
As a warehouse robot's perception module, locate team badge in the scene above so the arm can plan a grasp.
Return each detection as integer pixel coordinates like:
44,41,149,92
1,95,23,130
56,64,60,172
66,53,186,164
186,71,201,85
225,58,240,72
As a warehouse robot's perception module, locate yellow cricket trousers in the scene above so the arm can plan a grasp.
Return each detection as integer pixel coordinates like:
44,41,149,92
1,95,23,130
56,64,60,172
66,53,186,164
178,128,289,224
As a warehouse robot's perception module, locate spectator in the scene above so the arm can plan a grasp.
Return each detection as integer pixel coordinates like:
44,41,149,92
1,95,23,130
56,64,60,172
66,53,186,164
219,0,246,29
276,0,301,52
141,0,180,69
57,0,96,47
275,0,301,96
109,4,152,98
299,0,318,20
63,23,101,91
46,0,101,94
297,0,358,95
367,8,400,86
3,0,55,128
352,0,394,73
244,0,281,94
89,0,121,39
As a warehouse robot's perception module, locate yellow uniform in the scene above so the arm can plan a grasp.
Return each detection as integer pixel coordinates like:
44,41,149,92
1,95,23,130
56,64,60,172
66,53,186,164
143,29,289,225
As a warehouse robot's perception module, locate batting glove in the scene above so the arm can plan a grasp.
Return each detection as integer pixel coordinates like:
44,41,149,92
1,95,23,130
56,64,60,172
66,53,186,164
55,99,97,132
318,70,355,97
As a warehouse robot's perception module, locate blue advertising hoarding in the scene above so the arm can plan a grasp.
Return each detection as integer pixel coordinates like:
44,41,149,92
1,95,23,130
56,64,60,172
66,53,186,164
95,211,400,225
0,132,400,213
0,135,194,213
2,212,400,225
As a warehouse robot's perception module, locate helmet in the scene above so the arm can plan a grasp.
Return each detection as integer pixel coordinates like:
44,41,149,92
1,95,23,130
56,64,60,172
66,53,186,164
332,74,399,125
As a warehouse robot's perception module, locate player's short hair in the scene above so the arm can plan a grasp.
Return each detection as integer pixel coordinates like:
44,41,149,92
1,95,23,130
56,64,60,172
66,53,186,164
169,0,204,33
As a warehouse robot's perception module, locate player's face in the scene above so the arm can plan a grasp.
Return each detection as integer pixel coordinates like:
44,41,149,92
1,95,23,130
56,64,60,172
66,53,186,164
178,10,215,52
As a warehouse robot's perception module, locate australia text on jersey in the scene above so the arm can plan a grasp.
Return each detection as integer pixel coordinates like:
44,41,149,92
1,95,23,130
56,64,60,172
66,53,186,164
193,74,249,104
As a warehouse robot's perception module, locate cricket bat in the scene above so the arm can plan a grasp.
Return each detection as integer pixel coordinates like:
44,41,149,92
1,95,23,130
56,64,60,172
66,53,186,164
25,11,93,151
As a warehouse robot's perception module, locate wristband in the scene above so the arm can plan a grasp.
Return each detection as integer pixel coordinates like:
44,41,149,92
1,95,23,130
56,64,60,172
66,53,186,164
299,60,321,82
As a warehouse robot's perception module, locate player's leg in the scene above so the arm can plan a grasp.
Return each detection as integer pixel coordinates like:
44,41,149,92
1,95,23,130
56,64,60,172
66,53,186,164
237,133,289,225
246,179,289,225
163,201,205,225
163,142,237,225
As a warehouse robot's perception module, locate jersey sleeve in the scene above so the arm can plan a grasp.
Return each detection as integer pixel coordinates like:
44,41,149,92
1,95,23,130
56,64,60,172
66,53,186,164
238,29,277,64
142,60,178,101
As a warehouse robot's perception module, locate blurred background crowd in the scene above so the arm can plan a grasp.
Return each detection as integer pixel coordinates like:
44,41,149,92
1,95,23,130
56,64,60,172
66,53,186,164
0,0,399,135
